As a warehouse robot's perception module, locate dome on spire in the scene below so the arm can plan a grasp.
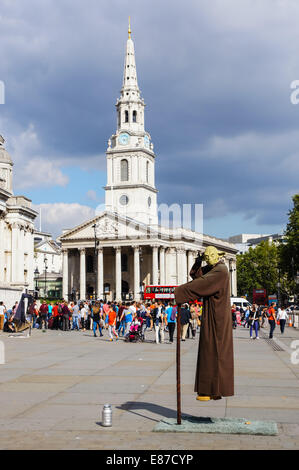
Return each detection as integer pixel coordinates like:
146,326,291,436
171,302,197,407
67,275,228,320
0,135,13,165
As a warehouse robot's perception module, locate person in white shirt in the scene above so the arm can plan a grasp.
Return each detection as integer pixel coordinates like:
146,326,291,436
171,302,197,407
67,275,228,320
277,307,289,334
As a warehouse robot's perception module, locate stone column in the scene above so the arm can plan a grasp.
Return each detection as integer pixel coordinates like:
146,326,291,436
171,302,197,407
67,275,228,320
18,226,25,285
134,246,140,300
97,247,104,300
187,251,196,281
11,223,19,284
115,246,122,301
177,248,187,285
230,259,237,297
27,227,35,290
0,217,5,282
152,245,159,285
62,248,69,300
79,248,86,300
159,247,165,285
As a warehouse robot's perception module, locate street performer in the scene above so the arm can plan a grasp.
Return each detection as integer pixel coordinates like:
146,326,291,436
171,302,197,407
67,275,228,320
175,246,234,402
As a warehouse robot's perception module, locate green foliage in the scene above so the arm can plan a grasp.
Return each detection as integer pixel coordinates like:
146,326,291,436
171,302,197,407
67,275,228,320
279,194,299,295
237,194,299,302
237,241,279,299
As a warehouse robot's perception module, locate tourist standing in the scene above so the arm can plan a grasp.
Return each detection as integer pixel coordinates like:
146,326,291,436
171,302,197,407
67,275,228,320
248,305,260,339
0,301,6,331
72,302,80,331
61,301,71,331
268,303,277,339
92,301,103,337
180,304,191,341
39,301,49,330
107,306,118,341
277,307,288,335
166,303,176,343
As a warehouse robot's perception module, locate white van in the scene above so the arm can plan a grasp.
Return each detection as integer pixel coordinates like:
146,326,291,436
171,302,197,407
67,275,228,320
230,297,252,310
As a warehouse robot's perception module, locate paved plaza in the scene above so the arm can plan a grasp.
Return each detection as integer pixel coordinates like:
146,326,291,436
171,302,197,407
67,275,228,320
0,324,299,450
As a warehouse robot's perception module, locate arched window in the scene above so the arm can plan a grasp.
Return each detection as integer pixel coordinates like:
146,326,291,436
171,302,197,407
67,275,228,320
118,111,121,127
121,159,129,182
132,110,137,123
125,110,129,123
146,161,150,183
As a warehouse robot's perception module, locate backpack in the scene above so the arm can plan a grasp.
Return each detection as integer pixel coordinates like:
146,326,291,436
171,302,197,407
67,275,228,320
170,307,177,321
58,304,62,314
28,303,35,315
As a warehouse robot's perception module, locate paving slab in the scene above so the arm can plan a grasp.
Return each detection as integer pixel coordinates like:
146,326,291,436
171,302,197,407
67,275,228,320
0,325,299,449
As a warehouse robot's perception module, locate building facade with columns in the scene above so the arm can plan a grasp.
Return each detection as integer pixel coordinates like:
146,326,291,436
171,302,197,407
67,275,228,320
59,27,238,301
0,136,38,307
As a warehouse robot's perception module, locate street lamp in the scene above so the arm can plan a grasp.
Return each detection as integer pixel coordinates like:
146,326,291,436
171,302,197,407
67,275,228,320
139,247,144,300
277,264,281,308
92,223,100,300
44,256,48,298
34,268,40,299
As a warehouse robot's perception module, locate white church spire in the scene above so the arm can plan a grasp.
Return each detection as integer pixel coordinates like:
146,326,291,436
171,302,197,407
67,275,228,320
105,21,158,226
121,18,140,98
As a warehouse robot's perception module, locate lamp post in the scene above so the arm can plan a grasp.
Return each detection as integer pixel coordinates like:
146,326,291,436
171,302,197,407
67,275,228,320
139,247,144,301
92,223,100,301
44,256,48,299
277,264,281,309
34,267,40,299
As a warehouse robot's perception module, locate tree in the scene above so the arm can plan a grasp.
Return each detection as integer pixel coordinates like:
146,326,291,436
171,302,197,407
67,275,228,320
237,241,279,300
279,194,299,300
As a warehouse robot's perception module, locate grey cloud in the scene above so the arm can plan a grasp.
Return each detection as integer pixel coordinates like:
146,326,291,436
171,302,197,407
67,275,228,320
1,0,299,232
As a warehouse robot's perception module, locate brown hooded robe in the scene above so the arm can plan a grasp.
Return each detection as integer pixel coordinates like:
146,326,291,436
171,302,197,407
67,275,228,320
175,261,234,397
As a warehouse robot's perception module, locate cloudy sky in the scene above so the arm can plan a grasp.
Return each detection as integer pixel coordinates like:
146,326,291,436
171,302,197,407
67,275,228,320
0,0,298,239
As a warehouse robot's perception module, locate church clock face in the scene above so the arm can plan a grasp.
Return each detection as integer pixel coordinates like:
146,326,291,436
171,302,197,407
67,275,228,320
118,133,130,146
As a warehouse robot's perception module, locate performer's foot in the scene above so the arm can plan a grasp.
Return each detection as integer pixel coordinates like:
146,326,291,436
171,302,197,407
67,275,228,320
211,396,222,400
196,395,211,401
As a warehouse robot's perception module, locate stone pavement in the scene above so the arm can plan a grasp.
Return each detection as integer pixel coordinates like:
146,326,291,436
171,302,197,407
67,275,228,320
0,323,299,450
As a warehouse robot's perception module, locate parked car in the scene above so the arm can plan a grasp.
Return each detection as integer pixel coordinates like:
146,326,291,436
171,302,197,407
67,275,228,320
231,297,252,310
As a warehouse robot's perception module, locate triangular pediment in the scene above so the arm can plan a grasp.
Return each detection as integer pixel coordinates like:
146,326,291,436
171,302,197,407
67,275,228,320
58,211,154,242
35,240,60,254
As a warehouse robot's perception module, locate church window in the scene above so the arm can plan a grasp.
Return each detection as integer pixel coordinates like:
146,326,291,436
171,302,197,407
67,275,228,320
133,110,137,123
120,195,129,206
121,159,129,181
125,110,129,123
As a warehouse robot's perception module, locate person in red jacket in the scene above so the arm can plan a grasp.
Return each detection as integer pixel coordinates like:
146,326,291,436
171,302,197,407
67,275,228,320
39,301,49,330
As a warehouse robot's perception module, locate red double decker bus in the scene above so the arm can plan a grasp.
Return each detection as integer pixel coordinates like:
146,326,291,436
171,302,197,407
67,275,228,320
253,289,268,306
144,285,177,301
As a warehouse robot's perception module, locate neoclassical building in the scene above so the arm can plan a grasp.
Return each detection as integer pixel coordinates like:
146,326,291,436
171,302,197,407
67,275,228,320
0,136,37,306
59,26,238,301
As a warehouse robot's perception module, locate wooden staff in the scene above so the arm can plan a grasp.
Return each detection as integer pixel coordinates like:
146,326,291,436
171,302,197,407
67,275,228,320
176,303,182,425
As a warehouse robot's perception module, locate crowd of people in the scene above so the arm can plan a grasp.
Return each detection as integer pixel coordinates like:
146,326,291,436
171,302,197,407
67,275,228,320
231,302,294,339
1,297,296,343
0,299,203,344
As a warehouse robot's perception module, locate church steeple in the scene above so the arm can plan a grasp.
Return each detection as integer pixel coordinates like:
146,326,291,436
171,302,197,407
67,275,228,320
105,22,158,226
121,19,140,98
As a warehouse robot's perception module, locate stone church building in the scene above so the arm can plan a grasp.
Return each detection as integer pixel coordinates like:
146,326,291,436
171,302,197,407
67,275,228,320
59,27,238,302
0,136,37,306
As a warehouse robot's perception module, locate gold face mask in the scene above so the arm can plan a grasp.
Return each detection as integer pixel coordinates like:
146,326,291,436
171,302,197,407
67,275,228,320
203,246,226,266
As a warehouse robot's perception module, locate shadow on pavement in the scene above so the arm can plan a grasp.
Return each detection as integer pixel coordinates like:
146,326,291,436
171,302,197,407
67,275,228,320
115,402,207,424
